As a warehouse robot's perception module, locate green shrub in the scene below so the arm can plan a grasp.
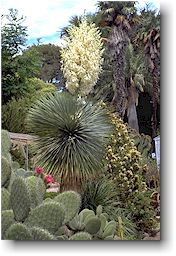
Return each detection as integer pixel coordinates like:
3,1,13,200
2,96,36,133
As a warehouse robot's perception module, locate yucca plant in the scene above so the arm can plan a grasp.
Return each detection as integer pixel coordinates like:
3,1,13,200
27,92,112,191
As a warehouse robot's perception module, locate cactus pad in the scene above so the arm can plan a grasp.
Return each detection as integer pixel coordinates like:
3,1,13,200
54,191,81,224
5,223,32,240
25,201,65,234
10,177,31,221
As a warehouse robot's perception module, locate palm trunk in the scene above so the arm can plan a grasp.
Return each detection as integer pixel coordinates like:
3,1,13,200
151,53,160,138
109,25,128,119
127,103,139,132
152,67,159,138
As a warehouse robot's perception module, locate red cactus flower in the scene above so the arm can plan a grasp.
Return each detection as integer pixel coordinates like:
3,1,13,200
35,166,45,174
44,175,54,184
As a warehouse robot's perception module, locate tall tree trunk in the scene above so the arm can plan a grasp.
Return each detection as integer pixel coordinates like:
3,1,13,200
151,64,159,138
127,83,139,132
109,25,128,119
127,103,139,132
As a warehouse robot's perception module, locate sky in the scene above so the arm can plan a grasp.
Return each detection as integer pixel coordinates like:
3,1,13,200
1,0,160,47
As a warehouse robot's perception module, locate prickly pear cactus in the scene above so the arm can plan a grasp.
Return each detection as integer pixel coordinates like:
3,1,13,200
26,176,46,208
24,201,65,234
1,210,15,239
1,156,11,187
5,223,33,240
1,130,11,160
69,232,92,240
30,227,56,240
10,176,31,221
54,191,81,224
85,217,101,235
1,188,10,210
67,206,117,240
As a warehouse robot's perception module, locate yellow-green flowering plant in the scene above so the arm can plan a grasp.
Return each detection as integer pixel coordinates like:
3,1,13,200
61,19,104,96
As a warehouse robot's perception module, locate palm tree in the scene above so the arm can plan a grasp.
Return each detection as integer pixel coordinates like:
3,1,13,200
27,92,112,192
96,1,138,119
125,43,145,132
144,27,160,138
133,6,160,137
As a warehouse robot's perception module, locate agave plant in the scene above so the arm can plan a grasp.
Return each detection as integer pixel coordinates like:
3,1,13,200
27,92,112,191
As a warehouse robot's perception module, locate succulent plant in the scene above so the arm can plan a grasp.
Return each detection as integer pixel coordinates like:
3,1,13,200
1,210,15,239
67,206,117,240
5,223,33,240
24,201,65,234
7,169,16,193
26,92,112,191
26,176,46,208
1,130,11,159
69,232,92,240
1,188,10,210
54,191,81,224
85,217,101,235
14,168,26,177
101,220,116,239
1,156,11,187
30,227,57,240
10,176,31,221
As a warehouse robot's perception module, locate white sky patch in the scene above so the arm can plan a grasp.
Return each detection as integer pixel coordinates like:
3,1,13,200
1,0,160,46
1,0,98,39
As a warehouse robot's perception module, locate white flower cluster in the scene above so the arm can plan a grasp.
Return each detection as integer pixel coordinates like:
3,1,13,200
61,20,104,96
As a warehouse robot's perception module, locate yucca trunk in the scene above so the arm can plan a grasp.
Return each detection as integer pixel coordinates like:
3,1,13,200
109,25,128,119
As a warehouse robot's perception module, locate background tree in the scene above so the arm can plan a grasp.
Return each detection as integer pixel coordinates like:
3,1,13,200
132,6,160,137
125,43,145,132
1,8,28,104
96,1,138,119
1,9,41,104
27,44,64,90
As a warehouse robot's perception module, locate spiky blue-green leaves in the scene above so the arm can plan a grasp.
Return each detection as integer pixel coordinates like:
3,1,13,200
54,191,81,223
10,177,31,221
26,92,112,188
5,223,32,240
24,202,65,234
